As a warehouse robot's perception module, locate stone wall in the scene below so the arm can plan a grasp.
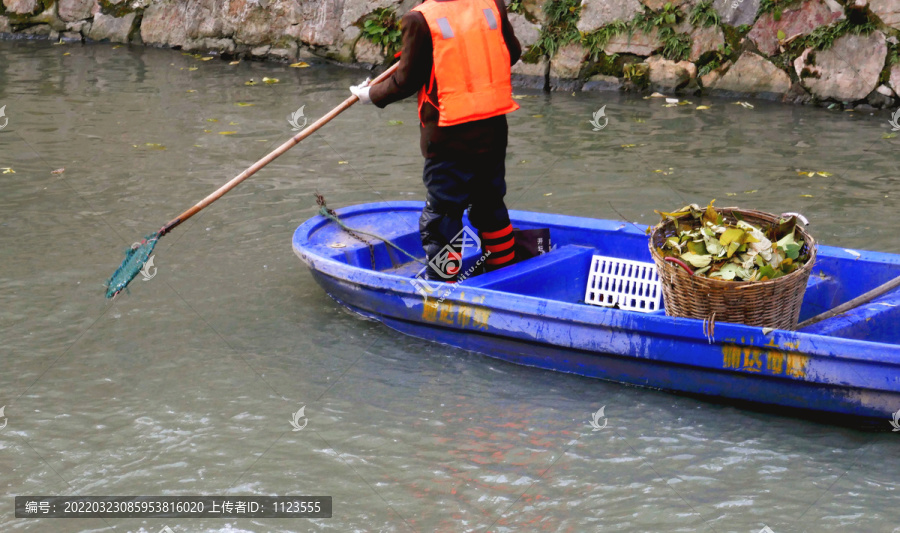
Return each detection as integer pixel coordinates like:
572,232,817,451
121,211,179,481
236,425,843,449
2,0,899,108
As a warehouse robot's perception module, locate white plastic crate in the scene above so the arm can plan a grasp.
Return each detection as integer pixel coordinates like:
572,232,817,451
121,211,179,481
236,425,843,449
584,255,662,313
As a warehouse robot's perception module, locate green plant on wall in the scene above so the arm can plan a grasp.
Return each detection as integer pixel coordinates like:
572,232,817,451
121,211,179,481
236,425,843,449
698,42,733,76
803,15,878,50
758,0,803,21
508,0,524,14
689,1,719,28
581,20,628,60
632,2,683,33
361,8,402,57
530,0,581,58
634,3,692,62
582,3,692,63
623,62,650,88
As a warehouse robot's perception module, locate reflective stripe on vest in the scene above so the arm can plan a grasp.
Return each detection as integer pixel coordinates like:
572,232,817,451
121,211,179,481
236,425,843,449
412,0,520,127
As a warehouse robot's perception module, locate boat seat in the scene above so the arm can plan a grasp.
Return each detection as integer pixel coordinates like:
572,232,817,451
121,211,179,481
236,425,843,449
465,245,596,302
799,286,900,342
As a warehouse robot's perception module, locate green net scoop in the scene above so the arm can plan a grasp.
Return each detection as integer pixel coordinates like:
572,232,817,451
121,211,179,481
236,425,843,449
105,233,159,298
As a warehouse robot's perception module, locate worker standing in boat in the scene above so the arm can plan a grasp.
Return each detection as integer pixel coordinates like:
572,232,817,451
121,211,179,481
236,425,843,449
350,0,521,281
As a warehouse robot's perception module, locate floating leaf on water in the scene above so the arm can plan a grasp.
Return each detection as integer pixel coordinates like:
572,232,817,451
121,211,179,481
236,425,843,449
112,45,121,49
512,94,537,99
51,168,65,174
621,144,637,148
218,131,238,135
63,52,70,56
532,114,543,118
200,56,214,61
235,102,255,107
262,77,280,84
145,143,166,149
338,161,348,165
187,67,198,71
289,61,310,68
726,192,737,196
229,60,241,65
186,89,197,93
744,189,758,194
883,133,898,139
388,120,403,125
207,118,219,122
203,129,212,133
1,167,15,174
800,194,813,197
228,121,238,125
544,192,553,196
695,105,710,110
662,103,678,108
816,171,832,177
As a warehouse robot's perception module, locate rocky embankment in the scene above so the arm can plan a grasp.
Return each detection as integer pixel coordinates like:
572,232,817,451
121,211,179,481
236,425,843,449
2,0,899,108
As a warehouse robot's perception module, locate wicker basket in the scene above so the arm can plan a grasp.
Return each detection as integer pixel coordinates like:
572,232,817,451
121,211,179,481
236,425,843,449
648,208,817,329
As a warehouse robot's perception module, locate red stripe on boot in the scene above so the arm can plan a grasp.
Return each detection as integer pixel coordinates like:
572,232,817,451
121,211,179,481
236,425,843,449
482,224,513,240
486,250,515,266
485,238,515,253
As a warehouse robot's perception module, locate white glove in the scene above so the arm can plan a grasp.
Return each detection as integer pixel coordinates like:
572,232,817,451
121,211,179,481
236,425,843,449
350,78,372,104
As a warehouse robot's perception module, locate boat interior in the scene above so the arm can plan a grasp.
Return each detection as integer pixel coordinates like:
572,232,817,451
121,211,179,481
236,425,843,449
305,208,900,344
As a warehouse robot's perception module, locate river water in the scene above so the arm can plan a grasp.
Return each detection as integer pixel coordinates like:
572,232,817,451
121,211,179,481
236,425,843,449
1,39,899,533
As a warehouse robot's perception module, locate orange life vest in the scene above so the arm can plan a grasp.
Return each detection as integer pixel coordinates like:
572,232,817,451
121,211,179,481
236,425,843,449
412,0,520,127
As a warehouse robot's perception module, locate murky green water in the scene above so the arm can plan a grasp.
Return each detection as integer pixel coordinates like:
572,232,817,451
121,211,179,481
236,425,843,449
2,40,899,533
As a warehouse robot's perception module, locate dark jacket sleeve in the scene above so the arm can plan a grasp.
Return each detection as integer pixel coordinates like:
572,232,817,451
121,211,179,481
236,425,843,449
369,11,432,109
496,0,521,65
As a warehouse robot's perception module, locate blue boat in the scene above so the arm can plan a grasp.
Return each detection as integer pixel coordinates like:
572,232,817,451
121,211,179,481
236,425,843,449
293,201,900,421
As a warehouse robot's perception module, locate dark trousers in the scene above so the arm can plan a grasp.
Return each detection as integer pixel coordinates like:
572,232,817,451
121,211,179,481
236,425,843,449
420,152,513,280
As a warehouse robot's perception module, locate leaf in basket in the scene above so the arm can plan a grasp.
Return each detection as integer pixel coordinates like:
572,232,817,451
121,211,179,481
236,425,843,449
685,240,708,255
726,241,742,258
702,200,717,225
757,264,776,280
655,209,692,221
680,252,712,268
719,227,745,246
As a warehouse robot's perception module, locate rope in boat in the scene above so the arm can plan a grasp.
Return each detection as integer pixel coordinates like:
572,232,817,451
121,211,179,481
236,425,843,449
315,194,426,265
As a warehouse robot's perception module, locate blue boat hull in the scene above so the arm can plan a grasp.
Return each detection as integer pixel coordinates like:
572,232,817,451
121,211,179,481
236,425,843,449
295,202,900,422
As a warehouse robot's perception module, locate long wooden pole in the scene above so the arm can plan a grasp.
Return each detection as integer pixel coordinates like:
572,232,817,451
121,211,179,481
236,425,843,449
795,274,900,330
158,62,400,236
